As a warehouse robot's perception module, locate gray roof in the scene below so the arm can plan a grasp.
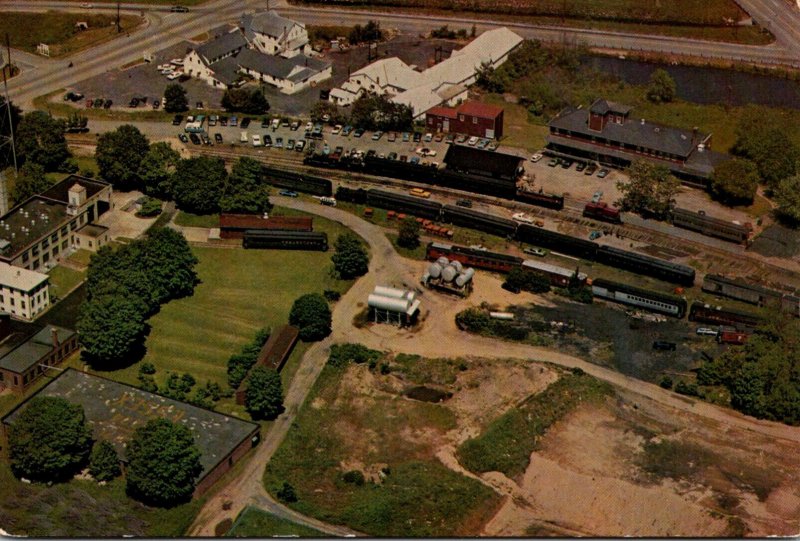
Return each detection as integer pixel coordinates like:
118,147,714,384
197,30,248,63
589,99,632,116
2,369,259,479
236,48,329,80
0,325,75,374
242,11,302,40
210,55,242,86
550,107,703,159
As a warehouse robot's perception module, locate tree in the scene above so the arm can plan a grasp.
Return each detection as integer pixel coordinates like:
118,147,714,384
732,105,800,188
505,267,551,293
397,216,420,249
310,101,345,124
348,20,382,43
163,83,189,113
95,125,150,190
289,293,332,342
245,366,284,420
125,418,203,507
89,440,121,482
227,328,270,389
774,174,800,225
646,69,677,104
7,397,93,482
221,88,270,115
220,157,273,214
77,289,148,367
710,157,759,204
139,227,199,303
616,160,680,218
331,233,369,279
138,142,181,197
170,156,227,214
11,162,54,204
349,94,413,132
16,111,71,171
276,481,297,503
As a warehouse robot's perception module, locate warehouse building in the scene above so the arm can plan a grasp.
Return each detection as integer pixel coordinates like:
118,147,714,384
2,369,260,497
367,285,421,325
425,100,504,139
547,99,729,185
219,214,313,239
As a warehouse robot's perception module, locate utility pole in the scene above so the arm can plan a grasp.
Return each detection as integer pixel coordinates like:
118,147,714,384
1,33,19,176
116,0,121,33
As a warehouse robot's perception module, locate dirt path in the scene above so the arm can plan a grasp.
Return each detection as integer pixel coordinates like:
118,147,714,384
187,197,800,537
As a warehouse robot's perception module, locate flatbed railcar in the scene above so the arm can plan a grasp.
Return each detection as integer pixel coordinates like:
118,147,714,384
671,208,751,244
262,166,332,196
441,205,518,237
591,278,688,318
242,230,329,251
515,189,565,210
426,242,522,273
596,245,695,286
515,223,599,259
366,189,443,220
688,301,762,328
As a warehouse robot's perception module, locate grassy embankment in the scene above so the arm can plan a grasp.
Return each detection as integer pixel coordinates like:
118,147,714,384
0,12,143,58
226,507,327,537
263,353,501,537
457,371,613,478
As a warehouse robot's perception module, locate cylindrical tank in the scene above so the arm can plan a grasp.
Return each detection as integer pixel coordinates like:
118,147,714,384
449,260,463,273
436,256,449,266
368,294,411,312
404,290,417,302
442,266,457,282
455,268,476,287
428,263,442,279
374,285,407,299
489,312,515,320
421,272,430,284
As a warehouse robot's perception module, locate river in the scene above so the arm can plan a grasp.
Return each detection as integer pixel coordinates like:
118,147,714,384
584,56,800,109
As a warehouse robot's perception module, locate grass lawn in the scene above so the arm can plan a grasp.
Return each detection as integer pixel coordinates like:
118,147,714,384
386,233,427,260
226,506,327,537
91,210,356,415
174,211,220,228
47,266,86,299
1,12,142,57
483,94,550,153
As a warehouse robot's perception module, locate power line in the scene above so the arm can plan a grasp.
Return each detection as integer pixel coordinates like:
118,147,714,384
1,32,19,176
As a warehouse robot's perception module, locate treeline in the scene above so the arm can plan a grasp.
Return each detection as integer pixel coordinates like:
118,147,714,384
77,228,199,368
696,313,800,425
310,94,413,132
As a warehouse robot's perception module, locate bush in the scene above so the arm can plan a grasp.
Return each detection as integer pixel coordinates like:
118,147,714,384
342,470,366,486
277,481,298,503
328,343,382,367
136,196,163,217
674,380,700,397
89,440,121,482
139,362,156,375
504,267,550,294
289,293,332,342
455,308,491,332
227,328,270,389
659,376,674,390
244,366,284,421
332,233,369,279
323,289,341,302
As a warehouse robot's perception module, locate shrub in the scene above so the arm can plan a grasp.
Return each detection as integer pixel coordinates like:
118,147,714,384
89,440,121,482
277,481,298,503
328,343,382,367
342,470,366,486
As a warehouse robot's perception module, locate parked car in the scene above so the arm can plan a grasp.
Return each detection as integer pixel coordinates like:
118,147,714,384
304,121,313,132
252,134,262,147
63,91,84,102
512,212,534,224
696,327,719,336
331,124,342,135
170,5,189,12
230,115,238,127
455,134,467,143
286,138,295,150
353,128,365,138
652,340,677,351
413,132,422,143
342,125,353,136
530,153,544,162
486,142,498,151
410,156,420,165
585,164,598,175
399,155,408,162
388,132,397,142
588,230,602,240
371,130,384,140
178,133,188,143
195,101,204,109
281,118,290,127
279,190,299,197
208,115,217,126
290,121,300,131
261,117,271,128
445,133,455,144
424,133,433,142
189,133,201,145
240,117,251,129
271,118,280,130
523,247,548,257
575,162,586,172
561,159,573,169
409,187,431,198
388,151,398,160
597,168,610,178
467,136,479,146
295,139,306,151
402,132,410,142
202,134,212,145
476,138,489,149
152,98,160,110
166,72,181,80
128,97,139,108
547,158,560,167
103,99,113,109
434,133,444,142
220,116,228,126
455,199,472,208
214,133,223,144
275,137,283,148
264,134,272,146
172,114,183,125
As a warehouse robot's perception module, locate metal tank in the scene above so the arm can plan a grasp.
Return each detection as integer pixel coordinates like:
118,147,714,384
368,294,411,313
428,262,442,279
436,256,449,267
455,267,475,287
449,260,463,273
374,285,408,299
442,265,457,282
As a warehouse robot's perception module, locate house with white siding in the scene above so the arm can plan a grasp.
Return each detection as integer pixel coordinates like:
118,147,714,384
240,11,311,58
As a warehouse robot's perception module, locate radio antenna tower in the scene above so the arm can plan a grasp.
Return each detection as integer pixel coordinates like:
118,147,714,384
0,33,19,176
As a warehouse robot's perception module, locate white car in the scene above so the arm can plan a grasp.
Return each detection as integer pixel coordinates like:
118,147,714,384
252,134,262,147
170,58,184,66
81,2,93,8
696,327,719,336
530,152,544,162
512,212,534,224
467,136,479,146
332,124,342,135
305,121,313,132
166,72,181,80
157,63,172,71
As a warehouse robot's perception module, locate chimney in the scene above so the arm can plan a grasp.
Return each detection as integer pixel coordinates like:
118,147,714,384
640,118,645,125
692,126,699,145
51,327,59,349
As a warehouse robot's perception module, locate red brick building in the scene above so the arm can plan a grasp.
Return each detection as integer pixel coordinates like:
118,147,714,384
219,214,313,239
425,101,504,139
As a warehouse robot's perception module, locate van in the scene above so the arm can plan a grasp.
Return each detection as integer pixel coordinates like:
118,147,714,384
271,118,280,131
652,341,676,351
240,131,248,143
320,197,337,207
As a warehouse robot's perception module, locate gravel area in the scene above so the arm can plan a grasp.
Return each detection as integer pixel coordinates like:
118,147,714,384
749,223,800,258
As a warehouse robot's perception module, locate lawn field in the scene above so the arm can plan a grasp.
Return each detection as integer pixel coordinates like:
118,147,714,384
174,212,220,228
1,12,142,57
93,210,356,413
47,266,86,299
226,507,326,537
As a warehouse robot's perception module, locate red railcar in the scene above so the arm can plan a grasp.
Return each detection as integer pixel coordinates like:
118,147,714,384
583,202,622,224
426,242,522,273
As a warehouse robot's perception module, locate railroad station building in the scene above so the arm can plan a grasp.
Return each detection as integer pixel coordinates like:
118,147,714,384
2,369,260,497
546,99,730,186
425,101,504,139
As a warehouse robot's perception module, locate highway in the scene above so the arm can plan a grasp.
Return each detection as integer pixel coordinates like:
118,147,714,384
5,0,800,110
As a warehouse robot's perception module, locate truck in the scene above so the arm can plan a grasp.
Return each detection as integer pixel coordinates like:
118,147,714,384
240,131,248,143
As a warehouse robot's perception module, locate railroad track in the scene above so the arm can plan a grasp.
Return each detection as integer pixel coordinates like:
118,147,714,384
65,137,800,291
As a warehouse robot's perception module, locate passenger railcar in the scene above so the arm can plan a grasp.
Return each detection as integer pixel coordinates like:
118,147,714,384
688,301,762,328
262,166,333,196
515,224,599,259
583,202,622,224
671,208,751,244
366,189,443,220
596,245,695,286
591,278,687,318
335,186,368,204
515,189,565,210
441,205,518,238
243,230,329,251
701,273,781,306
426,242,522,273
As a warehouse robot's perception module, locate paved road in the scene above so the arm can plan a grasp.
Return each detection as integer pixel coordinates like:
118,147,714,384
186,195,800,536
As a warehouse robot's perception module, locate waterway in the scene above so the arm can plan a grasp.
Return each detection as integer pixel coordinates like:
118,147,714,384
584,56,800,109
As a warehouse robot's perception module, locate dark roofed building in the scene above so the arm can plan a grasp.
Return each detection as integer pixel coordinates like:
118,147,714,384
235,48,331,93
2,369,260,497
196,30,248,64
0,318,78,393
444,145,523,181
426,100,504,139
547,98,729,185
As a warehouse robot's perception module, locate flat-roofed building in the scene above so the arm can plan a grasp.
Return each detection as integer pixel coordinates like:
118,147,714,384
0,175,112,272
0,321,78,392
74,224,110,252
0,263,50,320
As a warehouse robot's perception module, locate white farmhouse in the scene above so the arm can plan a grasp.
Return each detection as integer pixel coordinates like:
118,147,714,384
236,49,332,94
241,11,311,58
183,30,249,88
